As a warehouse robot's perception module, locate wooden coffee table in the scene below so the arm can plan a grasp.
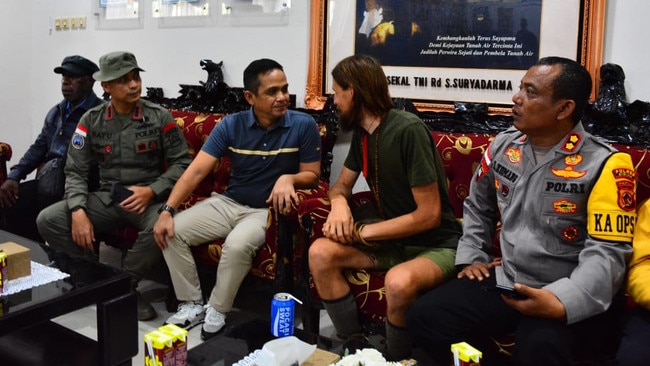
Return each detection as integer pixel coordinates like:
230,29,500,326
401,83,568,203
0,230,138,366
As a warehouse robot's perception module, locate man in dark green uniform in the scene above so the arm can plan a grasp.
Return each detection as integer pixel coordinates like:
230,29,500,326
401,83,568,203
37,51,192,320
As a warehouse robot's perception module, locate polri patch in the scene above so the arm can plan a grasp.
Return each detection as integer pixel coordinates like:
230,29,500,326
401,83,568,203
613,167,637,212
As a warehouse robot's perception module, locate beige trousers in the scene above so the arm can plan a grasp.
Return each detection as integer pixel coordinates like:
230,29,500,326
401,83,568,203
162,193,267,313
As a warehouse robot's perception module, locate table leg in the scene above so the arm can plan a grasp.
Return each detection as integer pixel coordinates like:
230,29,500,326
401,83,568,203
97,292,138,366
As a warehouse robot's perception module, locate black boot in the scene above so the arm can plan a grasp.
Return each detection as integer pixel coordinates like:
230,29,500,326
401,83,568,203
132,280,157,321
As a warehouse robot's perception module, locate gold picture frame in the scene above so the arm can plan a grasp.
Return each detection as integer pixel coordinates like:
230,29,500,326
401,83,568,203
305,0,606,113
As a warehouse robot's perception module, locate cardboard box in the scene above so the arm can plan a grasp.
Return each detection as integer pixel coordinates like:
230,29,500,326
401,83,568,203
0,242,31,280
302,348,340,366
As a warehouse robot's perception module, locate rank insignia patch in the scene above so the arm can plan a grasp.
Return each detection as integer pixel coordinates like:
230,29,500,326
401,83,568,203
561,133,581,152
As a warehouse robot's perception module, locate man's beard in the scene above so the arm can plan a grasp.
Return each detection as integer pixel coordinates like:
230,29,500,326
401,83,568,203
338,108,357,132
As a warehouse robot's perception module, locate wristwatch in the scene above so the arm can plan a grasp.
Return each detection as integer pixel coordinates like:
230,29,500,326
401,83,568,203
69,205,86,213
157,203,176,216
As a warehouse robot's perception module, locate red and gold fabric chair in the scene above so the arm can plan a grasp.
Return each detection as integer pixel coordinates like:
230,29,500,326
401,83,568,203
0,142,12,186
103,104,340,295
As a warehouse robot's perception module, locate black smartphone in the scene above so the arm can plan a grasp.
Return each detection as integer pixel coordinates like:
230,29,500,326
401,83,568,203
483,266,528,299
110,183,134,203
482,284,528,299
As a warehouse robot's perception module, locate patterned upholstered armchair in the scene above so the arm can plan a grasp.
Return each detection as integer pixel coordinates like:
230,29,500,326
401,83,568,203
0,142,12,186
103,101,340,295
0,142,12,228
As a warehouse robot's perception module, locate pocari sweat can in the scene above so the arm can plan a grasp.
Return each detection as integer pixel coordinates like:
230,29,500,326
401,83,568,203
271,292,294,337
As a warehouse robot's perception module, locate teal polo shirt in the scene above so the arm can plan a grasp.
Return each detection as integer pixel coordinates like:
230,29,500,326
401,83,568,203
202,108,321,208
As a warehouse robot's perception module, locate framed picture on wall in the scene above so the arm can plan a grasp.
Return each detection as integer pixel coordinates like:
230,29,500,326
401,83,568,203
305,0,606,112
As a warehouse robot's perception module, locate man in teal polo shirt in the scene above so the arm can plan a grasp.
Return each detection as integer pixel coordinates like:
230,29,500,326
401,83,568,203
153,58,322,340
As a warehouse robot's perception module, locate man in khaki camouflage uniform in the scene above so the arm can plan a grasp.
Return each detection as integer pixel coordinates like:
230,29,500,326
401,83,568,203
37,51,192,320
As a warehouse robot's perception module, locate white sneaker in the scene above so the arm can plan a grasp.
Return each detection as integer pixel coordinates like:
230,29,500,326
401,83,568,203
201,306,226,340
165,301,205,328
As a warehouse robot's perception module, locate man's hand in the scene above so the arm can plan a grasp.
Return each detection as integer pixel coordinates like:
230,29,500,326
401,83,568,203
371,21,395,46
71,209,95,250
118,186,155,214
0,179,19,208
321,201,355,244
265,175,298,215
153,211,174,250
501,284,567,322
457,260,501,281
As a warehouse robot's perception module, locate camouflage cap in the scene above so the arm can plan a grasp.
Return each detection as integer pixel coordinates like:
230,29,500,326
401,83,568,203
93,51,145,82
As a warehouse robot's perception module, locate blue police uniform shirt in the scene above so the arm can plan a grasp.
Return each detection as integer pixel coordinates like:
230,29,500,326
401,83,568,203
201,108,321,208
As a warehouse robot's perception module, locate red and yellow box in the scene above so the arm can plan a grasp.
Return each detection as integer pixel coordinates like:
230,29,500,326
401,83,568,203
0,250,7,294
144,329,175,366
158,323,189,366
451,342,482,366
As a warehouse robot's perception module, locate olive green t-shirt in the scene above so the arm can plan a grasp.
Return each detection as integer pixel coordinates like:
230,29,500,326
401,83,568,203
344,109,461,248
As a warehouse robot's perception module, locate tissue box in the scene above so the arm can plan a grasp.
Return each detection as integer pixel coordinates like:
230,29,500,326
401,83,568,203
451,342,482,365
0,242,31,280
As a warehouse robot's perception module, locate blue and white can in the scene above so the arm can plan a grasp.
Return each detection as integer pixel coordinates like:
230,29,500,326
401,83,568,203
271,292,294,337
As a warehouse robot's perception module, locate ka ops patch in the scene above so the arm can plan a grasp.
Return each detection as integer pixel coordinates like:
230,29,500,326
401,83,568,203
587,152,637,242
